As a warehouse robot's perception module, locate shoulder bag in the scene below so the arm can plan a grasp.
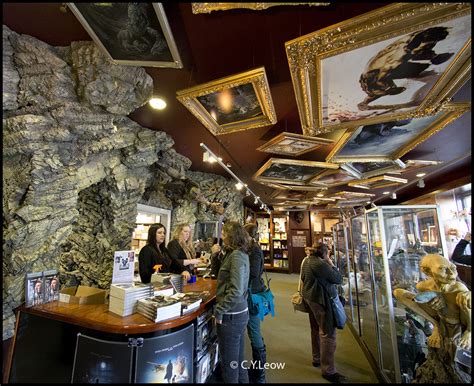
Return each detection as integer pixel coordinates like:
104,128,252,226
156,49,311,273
291,257,309,313
248,268,275,321
320,280,347,329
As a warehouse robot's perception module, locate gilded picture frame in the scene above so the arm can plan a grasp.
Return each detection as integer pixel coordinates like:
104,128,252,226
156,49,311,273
348,175,408,190
390,159,443,175
257,132,334,157
340,159,406,180
176,67,277,136
285,3,471,136
309,168,357,187
326,103,470,163
67,3,183,68
253,158,338,185
331,191,375,200
191,3,329,14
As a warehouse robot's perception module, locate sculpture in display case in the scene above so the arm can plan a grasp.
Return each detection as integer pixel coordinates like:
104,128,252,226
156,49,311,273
394,254,471,383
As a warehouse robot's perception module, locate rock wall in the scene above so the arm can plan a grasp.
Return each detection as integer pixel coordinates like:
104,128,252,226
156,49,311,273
2,25,243,340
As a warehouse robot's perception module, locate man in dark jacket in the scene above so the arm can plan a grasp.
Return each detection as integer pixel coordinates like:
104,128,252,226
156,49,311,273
451,232,471,266
301,245,347,383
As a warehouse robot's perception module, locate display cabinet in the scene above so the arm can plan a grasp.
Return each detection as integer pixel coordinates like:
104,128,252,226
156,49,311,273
131,205,172,255
335,205,447,383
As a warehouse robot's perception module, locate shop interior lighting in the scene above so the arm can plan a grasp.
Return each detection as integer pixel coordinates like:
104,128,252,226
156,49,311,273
149,97,167,110
416,172,426,178
417,179,425,188
383,191,390,195
391,192,397,199
200,143,270,214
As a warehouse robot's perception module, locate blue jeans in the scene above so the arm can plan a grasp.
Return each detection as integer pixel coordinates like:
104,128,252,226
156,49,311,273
217,311,249,383
247,312,264,349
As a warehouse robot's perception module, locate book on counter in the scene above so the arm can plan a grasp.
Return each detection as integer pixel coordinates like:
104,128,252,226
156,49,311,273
171,292,209,315
153,283,174,297
109,282,153,299
136,295,182,322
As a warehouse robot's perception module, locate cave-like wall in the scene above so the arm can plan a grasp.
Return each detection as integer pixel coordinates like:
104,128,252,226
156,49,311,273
2,26,243,340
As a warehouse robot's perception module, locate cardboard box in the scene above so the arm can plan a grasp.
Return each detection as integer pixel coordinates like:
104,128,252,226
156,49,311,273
59,285,106,304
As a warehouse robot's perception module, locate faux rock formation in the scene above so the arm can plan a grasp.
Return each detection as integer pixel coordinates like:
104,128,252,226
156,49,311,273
2,25,243,340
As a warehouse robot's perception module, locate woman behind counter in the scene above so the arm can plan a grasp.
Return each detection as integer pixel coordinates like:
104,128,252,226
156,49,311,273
138,223,191,284
167,223,203,273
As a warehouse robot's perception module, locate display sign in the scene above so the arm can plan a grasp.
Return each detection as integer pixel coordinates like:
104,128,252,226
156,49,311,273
135,324,194,383
112,250,135,284
292,235,307,248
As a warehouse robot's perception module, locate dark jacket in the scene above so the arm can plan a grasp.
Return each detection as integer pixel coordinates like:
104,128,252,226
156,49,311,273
167,239,195,273
248,243,266,294
214,248,250,321
452,239,471,265
301,255,342,331
138,244,186,284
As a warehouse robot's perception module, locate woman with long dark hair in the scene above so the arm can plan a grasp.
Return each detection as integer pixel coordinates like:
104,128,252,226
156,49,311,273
214,221,250,383
138,223,191,284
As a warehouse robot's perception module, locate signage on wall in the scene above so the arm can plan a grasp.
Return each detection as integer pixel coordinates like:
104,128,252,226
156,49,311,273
292,235,307,248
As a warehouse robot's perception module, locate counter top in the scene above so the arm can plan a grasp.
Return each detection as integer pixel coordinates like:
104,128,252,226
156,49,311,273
22,278,217,334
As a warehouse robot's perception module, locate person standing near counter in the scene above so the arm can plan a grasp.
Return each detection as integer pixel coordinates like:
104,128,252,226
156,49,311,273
214,221,250,383
167,223,203,273
138,223,191,284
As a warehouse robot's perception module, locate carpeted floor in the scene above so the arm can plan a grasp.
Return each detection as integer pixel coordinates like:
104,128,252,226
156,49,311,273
244,272,380,384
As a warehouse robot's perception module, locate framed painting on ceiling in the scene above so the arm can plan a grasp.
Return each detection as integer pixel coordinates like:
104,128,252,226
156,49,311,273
176,67,277,136
257,132,334,157
348,175,408,190
309,168,357,187
67,3,182,68
391,159,443,175
340,160,406,180
326,103,470,163
253,158,338,185
285,3,471,136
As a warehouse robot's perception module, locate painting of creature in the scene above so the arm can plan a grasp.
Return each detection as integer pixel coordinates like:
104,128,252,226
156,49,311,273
69,3,181,67
321,14,470,125
197,84,262,125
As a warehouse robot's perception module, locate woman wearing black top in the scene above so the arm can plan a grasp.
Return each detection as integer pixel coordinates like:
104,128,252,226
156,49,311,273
138,223,191,284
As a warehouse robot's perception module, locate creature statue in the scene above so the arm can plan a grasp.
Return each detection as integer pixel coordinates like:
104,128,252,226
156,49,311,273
394,254,471,383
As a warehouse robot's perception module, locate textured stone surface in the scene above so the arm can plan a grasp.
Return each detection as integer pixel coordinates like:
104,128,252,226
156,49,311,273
2,25,242,340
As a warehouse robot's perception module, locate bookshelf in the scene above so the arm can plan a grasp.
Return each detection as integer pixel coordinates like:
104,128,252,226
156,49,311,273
131,205,171,255
256,212,289,272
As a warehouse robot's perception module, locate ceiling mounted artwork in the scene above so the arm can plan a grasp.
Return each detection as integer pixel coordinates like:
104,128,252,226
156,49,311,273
340,160,406,180
348,175,408,190
326,103,470,163
257,132,334,157
177,67,277,136
191,3,329,14
285,3,471,136
67,3,182,68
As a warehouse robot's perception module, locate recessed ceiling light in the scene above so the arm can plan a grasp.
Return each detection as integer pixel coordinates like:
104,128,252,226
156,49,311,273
149,97,167,110
416,173,426,177
316,193,324,197
383,191,390,195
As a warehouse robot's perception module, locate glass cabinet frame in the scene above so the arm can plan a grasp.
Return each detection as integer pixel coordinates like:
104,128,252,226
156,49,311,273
333,205,447,383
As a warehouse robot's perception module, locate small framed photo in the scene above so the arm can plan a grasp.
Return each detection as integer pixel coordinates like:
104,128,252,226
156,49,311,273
67,3,182,68
331,191,375,201
253,158,338,185
348,175,408,190
257,132,333,157
326,103,469,162
340,160,406,180
285,3,471,135
177,67,277,136
310,168,357,187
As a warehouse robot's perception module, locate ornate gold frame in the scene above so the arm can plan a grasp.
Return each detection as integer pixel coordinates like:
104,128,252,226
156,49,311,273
176,67,276,136
67,3,183,68
257,132,333,157
285,3,471,136
326,103,470,163
331,190,375,200
340,159,406,179
348,175,408,190
253,158,338,185
191,3,329,14
391,159,443,174
309,168,357,187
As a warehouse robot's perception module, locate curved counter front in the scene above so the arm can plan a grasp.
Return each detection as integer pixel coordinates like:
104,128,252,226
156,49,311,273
7,278,218,383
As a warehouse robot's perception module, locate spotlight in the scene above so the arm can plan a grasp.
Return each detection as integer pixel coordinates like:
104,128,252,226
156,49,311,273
417,179,425,188
316,193,324,197
391,192,397,199
235,182,244,190
383,191,390,195
416,173,426,178
254,197,259,204
149,97,167,110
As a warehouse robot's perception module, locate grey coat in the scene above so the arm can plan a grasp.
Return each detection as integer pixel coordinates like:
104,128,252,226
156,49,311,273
214,248,250,321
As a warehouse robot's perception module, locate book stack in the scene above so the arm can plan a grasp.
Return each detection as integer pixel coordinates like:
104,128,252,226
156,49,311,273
136,295,182,322
172,291,209,315
108,282,153,317
153,283,174,297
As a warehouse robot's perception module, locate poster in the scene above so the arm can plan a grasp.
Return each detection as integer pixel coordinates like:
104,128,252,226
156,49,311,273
112,250,135,284
71,333,133,383
135,324,194,383
292,235,307,248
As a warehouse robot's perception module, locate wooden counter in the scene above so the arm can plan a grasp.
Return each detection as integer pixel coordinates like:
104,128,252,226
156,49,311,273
22,278,217,335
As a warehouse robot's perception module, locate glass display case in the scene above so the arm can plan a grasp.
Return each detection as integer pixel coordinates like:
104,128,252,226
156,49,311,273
335,205,447,383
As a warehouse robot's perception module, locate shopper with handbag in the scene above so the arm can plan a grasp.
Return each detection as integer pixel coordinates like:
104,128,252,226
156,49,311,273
301,245,347,383
244,223,268,383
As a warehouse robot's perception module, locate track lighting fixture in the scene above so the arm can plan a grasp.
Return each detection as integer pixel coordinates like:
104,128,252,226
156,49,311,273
391,192,397,199
417,179,425,188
